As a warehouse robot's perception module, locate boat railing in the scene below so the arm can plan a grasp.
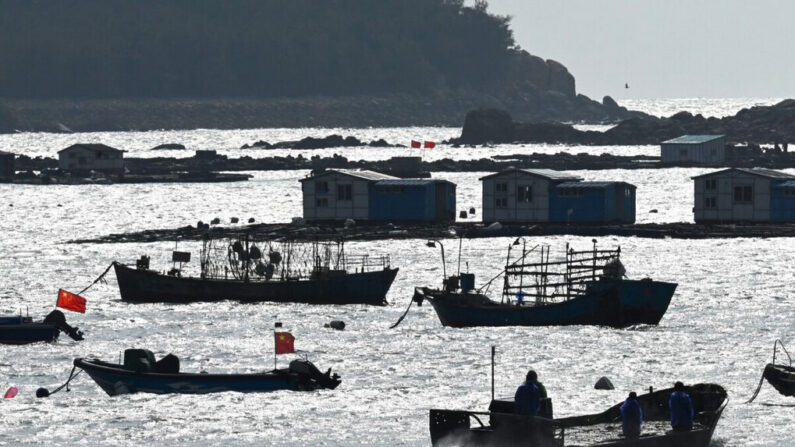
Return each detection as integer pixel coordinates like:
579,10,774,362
343,254,391,273
501,241,620,304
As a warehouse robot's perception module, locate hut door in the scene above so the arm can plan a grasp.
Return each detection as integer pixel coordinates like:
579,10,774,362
435,184,446,220
615,186,625,222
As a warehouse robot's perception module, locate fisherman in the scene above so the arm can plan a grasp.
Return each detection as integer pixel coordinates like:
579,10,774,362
620,391,643,438
514,370,541,416
669,381,694,431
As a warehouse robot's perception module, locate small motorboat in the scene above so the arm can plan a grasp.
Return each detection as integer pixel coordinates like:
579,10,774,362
75,349,341,396
748,339,795,402
430,383,728,447
0,310,84,344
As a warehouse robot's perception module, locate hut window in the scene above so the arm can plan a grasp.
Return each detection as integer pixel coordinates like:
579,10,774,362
337,184,352,201
625,189,631,197
316,198,329,208
495,198,508,208
517,185,532,202
705,179,717,190
495,182,508,193
784,189,795,197
315,181,329,194
704,197,717,208
733,185,752,203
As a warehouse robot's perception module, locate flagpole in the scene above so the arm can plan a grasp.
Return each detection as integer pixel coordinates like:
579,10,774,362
274,321,281,370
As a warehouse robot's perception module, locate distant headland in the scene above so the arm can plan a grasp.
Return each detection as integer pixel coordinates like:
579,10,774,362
0,0,643,133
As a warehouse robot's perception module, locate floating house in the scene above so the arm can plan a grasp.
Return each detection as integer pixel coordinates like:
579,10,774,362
58,144,125,175
480,168,636,224
301,169,455,222
661,135,725,164
693,168,795,222
480,168,582,223
550,182,636,224
0,150,14,181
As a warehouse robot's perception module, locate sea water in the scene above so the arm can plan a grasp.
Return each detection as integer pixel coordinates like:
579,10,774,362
0,99,792,446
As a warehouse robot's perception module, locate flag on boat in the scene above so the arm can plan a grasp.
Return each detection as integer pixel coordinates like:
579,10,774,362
56,289,87,313
410,140,421,148
424,141,436,148
275,331,295,354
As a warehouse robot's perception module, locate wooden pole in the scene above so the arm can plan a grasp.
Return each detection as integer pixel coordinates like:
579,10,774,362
491,345,496,402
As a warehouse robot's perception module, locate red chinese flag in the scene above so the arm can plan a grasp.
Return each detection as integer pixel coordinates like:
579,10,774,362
424,141,436,148
410,140,421,148
56,289,87,313
274,331,295,354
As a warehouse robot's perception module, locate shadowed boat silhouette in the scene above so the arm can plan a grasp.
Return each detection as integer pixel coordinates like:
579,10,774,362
114,237,397,305
409,239,676,328
0,310,83,344
74,349,340,396
430,383,727,447
748,340,795,402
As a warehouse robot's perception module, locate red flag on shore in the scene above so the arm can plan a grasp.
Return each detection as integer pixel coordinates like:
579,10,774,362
424,141,436,148
275,331,295,354
56,289,86,313
410,140,421,148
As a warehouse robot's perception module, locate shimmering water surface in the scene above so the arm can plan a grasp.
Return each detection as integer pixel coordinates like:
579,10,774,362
1,99,794,446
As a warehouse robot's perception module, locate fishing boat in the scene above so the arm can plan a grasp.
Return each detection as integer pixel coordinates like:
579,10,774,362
430,383,728,447
411,239,676,328
0,310,83,344
748,340,795,401
75,349,341,396
114,237,398,305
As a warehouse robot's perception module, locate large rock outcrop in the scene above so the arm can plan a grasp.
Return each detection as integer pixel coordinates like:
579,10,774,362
455,100,795,145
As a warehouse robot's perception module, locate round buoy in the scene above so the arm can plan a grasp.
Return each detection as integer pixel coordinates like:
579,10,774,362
594,376,615,390
36,387,50,398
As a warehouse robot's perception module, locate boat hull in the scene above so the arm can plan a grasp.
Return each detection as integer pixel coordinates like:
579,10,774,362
423,279,676,328
763,363,795,397
114,262,398,305
430,383,727,447
75,358,336,396
0,322,58,344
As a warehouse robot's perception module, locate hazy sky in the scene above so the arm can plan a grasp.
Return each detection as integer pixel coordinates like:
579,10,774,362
486,0,794,100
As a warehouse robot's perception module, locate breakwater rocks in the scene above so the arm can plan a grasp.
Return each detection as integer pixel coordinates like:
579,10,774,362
16,148,795,177
71,221,795,244
241,135,394,150
456,99,795,145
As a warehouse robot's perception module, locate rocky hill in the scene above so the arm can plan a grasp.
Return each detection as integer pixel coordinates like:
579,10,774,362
0,0,641,132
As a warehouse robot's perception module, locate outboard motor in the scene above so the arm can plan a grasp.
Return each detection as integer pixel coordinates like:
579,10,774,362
43,310,84,341
602,258,626,280
289,359,341,390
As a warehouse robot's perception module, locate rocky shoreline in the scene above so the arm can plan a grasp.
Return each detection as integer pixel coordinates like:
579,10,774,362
70,221,795,244
455,99,795,146
14,144,795,178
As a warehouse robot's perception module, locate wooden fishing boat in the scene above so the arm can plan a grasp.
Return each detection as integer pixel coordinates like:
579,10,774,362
430,383,728,447
748,340,795,402
114,238,398,305
412,239,676,328
0,310,83,344
75,349,341,396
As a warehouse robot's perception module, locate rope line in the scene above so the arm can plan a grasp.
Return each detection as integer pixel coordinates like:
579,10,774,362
77,262,115,295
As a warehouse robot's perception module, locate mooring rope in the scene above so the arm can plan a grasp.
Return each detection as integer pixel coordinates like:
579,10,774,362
389,290,420,329
77,262,115,295
37,365,83,398
746,372,766,403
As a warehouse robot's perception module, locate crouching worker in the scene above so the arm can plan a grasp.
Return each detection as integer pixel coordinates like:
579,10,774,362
620,391,643,438
669,381,694,431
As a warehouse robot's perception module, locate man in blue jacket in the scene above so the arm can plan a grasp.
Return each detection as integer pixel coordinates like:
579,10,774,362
514,370,541,416
669,381,694,431
620,391,643,438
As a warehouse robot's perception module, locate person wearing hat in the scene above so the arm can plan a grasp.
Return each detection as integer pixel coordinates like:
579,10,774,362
620,391,643,438
669,381,694,431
